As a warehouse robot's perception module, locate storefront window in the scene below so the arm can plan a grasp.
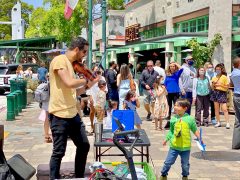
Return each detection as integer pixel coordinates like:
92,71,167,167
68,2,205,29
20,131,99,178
141,26,166,39
197,18,205,32
174,15,209,33
233,16,240,30
182,22,189,32
190,20,196,32
205,16,209,31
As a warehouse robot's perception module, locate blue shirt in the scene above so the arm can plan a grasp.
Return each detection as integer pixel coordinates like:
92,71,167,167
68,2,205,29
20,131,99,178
164,69,184,93
205,71,216,81
196,78,210,96
37,67,48,82
231,68,240,95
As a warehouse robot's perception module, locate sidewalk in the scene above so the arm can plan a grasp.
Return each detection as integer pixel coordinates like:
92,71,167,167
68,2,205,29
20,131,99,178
0,101,240,180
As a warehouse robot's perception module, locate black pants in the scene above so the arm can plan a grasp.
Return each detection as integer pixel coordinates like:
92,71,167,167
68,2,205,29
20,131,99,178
210,99,215,119
195,95,210,124
49,114,90,180
167,93,179,119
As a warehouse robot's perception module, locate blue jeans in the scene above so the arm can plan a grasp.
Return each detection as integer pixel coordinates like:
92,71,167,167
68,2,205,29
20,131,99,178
161,148,190,177
49,114,90,180
181,92,192,115
107,88,119,102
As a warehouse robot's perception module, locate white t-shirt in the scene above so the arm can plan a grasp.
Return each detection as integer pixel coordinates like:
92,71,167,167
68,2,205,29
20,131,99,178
153,66,166,81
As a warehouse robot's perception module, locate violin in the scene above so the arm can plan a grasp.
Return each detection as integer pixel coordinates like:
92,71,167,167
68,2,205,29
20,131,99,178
72,61,96,81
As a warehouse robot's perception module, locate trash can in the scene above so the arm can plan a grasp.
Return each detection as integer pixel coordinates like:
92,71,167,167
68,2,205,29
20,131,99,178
10,79,18,93
6,94,15,121
11,92,19,116
15,90,22,113
18,80,27,109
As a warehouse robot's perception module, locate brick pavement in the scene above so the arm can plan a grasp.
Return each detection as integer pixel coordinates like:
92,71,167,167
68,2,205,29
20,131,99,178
0,99,239,180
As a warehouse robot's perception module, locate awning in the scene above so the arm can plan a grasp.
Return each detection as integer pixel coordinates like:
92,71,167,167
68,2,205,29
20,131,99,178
147,33,208,46
94,32,208,54
0,36,56,51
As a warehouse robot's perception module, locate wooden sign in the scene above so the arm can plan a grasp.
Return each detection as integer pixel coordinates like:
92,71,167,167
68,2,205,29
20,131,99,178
125,24,140,42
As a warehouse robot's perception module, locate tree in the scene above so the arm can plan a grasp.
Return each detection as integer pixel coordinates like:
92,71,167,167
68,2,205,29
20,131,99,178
0,0,33,40
186,33,223,68
25,0,125,43
108,0,125,10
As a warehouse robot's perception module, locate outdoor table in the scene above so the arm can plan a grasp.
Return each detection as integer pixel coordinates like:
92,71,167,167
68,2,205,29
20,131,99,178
94,129,151,163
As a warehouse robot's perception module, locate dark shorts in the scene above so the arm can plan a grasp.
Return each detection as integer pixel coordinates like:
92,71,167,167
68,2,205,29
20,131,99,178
210,90,228,103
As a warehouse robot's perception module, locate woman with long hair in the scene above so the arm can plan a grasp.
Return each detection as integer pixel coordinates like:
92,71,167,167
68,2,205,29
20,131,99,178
210,64,230,129
164,62,183,128
192,67,211,126
117,64,132,110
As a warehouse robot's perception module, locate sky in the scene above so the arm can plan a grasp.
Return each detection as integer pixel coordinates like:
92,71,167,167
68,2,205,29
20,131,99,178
22,0,44,8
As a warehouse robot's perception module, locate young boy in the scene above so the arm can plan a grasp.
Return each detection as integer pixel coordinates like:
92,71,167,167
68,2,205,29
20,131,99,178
94,80,107,122
160,98,202,180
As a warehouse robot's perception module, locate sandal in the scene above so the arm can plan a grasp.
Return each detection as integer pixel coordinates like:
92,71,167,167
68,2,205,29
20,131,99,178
45,136,52,143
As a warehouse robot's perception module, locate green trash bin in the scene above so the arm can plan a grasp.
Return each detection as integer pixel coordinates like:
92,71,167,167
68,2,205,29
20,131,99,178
11,92,19,116
18,80,27,109
15,90,22,113
6,94,15,121
10,79,18,93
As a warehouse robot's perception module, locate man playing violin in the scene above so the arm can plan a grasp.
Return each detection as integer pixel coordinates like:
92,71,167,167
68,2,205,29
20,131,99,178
48,37,99,180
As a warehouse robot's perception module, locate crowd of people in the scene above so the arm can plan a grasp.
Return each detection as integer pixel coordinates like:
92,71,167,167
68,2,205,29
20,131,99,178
33,36,240,180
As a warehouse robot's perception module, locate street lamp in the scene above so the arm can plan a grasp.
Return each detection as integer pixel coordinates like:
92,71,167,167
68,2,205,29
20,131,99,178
161,50,177,69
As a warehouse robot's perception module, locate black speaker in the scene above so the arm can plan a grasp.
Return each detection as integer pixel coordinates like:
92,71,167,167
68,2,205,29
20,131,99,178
7,154,36,180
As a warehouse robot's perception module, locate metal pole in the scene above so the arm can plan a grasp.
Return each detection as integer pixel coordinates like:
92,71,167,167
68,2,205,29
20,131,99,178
88,0,93,69
102,0,107,69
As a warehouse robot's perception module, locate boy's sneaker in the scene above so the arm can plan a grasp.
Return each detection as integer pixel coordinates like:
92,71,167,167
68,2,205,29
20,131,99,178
214,122,221,128
226,123,230,129
182,177,188,180
160,176,167,180
211,117,217,125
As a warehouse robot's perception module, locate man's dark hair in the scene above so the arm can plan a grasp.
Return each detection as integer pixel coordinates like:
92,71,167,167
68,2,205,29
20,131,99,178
109,61,115,67
69,37,89,50
176,98,190,109
128,63,133,69
233,56,240,68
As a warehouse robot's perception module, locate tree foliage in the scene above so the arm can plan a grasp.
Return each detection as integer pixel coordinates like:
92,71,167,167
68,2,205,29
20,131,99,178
0,0,33,40
108,0,125,10
25,0,125,44
186,33,223,68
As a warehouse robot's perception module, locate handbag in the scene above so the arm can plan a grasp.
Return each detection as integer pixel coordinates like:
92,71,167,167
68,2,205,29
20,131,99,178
130,78,136,91
0,149,15,180
211,75,222,91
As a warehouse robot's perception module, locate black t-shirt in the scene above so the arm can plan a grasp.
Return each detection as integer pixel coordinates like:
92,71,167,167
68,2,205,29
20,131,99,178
106,69,117,90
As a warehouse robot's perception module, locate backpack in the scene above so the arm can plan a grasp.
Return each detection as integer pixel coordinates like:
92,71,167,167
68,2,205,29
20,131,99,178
34,82,49,103
172,118,191,149
0,149,15,180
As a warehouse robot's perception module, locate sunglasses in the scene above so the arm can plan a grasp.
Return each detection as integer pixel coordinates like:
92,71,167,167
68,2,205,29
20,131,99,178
147,65,153,67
